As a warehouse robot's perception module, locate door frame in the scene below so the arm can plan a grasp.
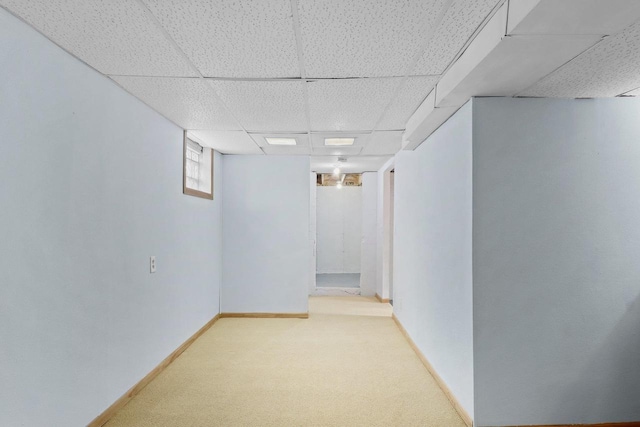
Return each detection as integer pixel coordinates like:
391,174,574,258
309,172,317,294
377,159,395,301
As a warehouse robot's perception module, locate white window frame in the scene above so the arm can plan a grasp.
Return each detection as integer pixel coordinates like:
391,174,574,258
183,131,214,200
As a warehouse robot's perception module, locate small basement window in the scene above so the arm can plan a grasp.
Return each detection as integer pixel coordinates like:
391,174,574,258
183,132,213,199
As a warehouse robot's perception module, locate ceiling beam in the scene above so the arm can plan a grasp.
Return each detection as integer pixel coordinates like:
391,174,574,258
402,0,640,151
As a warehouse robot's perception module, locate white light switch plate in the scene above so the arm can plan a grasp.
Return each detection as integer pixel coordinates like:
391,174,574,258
150,256,156,273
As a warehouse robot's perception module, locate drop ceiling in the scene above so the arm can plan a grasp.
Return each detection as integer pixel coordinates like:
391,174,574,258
2,0,640,172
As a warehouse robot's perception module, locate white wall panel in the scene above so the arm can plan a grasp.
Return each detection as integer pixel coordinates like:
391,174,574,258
393,101,474,419
359,173,378,296
473,97,640,426
222,156,310,314
0,9,223,425
316,186,362,274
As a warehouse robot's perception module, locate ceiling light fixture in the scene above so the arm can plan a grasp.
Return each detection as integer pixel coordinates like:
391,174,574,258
333,167,340,176
265,137,297,146
324,137,355,146
337,182,343,189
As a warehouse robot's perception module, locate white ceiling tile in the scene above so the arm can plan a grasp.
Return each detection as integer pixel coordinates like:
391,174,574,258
250,133,310,148
298,0,449,78
209,80,308,132
262,146,312,155
520,21,640,98
307,78,400,131
0,0,196,77
312,147,363,156
361,131,403,155
188,130,262,155
111,76,241,130
142,0,299,78
311,156,392,173
377,76,440,130
622,87,640,97
413,0,501,75
310,133,370,148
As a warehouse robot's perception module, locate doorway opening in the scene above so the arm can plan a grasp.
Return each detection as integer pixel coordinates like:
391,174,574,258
375,160,395,305
388,169,394,305
312,173,362,296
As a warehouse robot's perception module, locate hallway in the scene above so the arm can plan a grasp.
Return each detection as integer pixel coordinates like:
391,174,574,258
316,273,361,288
106,297,465,426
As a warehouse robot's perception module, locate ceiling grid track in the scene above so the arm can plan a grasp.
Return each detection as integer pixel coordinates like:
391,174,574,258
6,0,640,167
370,0,456,134
384,0,508,137
134,0,264,154
402,0,640,151
0,5,107,82
289,0,313,145
437,0,508,80
619,83,640,97
515,35,608,98
504,0,510,37
0,3,207,138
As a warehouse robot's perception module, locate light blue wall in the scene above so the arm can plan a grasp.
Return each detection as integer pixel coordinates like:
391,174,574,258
473,97,640,426
0,8,223,426
393,101,474,419
316,186,362,274
221,155,310,314
359,172,378,296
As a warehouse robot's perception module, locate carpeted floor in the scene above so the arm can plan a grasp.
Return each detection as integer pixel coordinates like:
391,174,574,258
106,296,465,427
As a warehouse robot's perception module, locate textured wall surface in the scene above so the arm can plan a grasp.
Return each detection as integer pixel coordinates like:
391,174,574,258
393,101,474,419
0,8,223,426
316,186,362,274
359,172,378,296
473,97,640,426
221,156,310,314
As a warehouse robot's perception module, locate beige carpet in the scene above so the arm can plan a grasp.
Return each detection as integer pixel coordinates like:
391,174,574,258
106,296,466,427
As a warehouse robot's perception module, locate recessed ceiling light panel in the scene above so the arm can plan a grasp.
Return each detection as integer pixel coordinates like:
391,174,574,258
324,137,355,146
265,137,297,146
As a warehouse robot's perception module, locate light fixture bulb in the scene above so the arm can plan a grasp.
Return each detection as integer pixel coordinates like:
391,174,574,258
337,183,343,189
